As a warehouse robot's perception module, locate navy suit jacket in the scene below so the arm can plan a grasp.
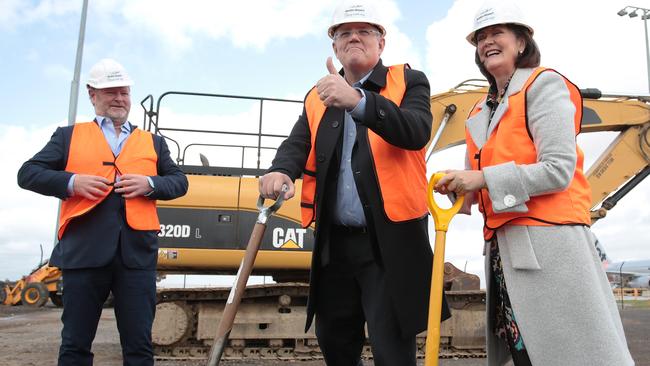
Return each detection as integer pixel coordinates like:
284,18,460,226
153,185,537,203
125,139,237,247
17,125,188,270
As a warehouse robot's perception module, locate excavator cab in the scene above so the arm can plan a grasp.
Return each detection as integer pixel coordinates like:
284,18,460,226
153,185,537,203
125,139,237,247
139,92,314,280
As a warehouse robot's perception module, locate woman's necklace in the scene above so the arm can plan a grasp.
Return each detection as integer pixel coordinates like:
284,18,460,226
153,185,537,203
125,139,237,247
487,71,515,125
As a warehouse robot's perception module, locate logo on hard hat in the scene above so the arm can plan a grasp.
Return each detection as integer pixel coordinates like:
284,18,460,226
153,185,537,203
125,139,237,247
343,5,366,19
106,71,126,82
475,7,496,25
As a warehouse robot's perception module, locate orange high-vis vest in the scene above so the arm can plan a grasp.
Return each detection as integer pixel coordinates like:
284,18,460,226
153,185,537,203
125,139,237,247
466,67,591,240
58,122,160,239
299,64,428,227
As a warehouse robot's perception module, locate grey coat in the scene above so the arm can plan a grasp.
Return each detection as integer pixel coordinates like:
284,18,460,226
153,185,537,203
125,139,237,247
464,68,634,366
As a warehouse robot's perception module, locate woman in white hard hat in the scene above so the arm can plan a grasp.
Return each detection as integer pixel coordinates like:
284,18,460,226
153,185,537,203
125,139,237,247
436,1,635,365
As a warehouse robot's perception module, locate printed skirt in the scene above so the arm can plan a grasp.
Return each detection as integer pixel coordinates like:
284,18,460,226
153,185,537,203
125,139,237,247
489,238,532,366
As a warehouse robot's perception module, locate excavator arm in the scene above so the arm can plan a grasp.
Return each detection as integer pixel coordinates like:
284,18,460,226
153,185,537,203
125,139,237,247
426,80,650,224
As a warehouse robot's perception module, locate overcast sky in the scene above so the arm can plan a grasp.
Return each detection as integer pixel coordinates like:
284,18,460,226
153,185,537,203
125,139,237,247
1,0,649,287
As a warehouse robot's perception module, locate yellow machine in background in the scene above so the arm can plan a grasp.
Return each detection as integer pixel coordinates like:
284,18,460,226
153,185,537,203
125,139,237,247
1,261,62,308
143,83,649,360
427,80,650,223
156,174,311,276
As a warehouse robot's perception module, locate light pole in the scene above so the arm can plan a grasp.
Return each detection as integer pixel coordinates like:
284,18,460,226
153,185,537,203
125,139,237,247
617,5,650,92
68,0,89,126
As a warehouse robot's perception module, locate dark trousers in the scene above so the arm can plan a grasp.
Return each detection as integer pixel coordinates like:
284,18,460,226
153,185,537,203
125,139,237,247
315,226,416,366
59,250,157,366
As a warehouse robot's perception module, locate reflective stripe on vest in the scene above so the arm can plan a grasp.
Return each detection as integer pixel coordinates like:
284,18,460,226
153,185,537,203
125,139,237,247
58,122,160,239
300,64,428,227
466,67,591,240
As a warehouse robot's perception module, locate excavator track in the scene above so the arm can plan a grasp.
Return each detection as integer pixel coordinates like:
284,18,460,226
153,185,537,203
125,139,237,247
152,283,486,361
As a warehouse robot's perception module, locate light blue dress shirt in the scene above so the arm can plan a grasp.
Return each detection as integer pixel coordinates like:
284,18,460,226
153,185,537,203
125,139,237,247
97,116,133,156
67,117,153,195
331,71,372,227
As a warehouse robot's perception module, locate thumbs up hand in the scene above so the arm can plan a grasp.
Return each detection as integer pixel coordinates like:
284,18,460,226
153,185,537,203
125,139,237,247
316,57,362,109
326,56,338,75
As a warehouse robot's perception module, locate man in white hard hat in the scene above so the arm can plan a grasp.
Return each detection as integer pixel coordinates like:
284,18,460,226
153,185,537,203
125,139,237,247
259,1,450,364
18,58,188,365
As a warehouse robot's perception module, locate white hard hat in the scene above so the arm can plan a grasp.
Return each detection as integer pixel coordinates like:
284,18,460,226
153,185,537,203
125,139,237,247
86,58,134,89
466,1,534,46
328,1,386,39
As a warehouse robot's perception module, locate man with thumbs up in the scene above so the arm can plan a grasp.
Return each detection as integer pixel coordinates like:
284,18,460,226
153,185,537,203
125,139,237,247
259,1,449,365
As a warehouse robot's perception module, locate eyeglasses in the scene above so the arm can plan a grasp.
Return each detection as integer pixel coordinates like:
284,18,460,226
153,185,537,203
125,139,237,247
333,29,381,41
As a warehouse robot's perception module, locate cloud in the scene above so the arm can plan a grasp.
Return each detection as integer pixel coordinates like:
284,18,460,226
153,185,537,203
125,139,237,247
4,0,422,65
371,0,424,69
382,25,423,70
25,0,79,20
0,0,23,29
424,0,482,93
113,0,332,52
116,0,423,61
0,0,79,29
0,124,62,280
43,63,73,80
2,1,328,51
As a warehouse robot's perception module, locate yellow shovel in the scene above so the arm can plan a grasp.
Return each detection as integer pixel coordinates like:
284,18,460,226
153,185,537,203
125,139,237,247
424,172,464,366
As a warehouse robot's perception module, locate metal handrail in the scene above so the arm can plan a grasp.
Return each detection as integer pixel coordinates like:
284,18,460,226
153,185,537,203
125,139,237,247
140,91,302,169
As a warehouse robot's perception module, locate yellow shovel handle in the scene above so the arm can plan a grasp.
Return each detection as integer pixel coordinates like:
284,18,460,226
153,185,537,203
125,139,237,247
424,172,464,366
426,172,465,232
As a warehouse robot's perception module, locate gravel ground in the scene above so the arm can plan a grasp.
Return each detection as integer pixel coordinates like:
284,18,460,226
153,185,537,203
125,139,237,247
0,302,647,366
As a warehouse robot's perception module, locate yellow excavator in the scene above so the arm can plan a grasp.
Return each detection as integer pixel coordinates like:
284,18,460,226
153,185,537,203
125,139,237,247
143,80,649,360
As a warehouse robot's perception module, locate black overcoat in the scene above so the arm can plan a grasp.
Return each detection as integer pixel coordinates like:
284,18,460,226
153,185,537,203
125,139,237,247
269,60,450,337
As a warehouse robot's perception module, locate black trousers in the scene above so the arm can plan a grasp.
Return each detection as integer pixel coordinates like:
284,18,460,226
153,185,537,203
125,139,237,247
315,226,417,366
59,248,157,366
